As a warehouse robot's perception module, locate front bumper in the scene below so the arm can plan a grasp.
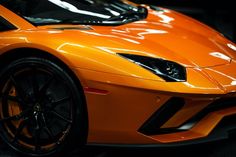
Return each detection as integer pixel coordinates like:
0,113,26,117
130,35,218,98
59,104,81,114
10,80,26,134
73,62,236,145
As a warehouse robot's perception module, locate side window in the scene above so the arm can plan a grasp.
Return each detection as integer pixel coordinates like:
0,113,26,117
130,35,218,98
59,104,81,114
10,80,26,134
0,16,16,32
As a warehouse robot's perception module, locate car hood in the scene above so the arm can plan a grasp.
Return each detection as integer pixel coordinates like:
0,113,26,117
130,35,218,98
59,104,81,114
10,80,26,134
38,8,236,68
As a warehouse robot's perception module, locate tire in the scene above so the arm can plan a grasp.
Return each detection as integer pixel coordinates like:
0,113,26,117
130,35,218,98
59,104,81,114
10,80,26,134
0,57,87,156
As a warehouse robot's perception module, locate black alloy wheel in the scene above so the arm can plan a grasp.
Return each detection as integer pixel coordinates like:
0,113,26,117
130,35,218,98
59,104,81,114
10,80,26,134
0,57,87,156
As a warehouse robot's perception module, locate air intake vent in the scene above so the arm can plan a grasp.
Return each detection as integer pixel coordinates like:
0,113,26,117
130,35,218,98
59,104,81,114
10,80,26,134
139,97,185,135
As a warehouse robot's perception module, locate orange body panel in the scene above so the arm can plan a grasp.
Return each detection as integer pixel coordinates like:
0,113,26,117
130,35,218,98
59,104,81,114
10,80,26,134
1,2,236,146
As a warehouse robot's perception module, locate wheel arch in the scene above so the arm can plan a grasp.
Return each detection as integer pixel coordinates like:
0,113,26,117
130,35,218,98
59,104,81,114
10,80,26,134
0,47,89,143
0,47,84,88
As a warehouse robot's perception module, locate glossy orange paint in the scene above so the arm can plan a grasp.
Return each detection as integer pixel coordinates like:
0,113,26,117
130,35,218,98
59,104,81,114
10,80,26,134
1,2,236,146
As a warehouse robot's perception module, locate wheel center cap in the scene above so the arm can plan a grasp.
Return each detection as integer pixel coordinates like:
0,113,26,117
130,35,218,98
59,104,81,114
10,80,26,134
34,103,41,112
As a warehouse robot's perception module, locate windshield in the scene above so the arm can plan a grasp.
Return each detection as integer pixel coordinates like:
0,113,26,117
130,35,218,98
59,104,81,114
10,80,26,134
1,0,148,26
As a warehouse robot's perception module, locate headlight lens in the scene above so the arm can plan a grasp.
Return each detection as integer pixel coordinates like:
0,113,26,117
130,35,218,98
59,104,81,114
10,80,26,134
118,54,186,82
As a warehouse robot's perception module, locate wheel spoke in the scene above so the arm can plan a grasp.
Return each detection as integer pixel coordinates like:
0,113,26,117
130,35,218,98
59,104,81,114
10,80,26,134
51,110,72,124
34,114,43,152
12,120,28,143
31,68,40,100
39,75,54,97
44,126,54,140
34,129,41,152
5,94,30,107
1,93,24,105
0,115,20,123
6,95,19,102
0,109,29,123
41,113,54,140
5,95,25,105
10,76,27,102
50,96,71,110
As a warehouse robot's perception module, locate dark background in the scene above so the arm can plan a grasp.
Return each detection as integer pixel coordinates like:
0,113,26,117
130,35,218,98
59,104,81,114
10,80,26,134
131,0,236,43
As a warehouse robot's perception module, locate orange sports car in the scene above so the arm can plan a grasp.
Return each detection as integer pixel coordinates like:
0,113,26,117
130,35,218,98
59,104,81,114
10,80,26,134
0,0,236,156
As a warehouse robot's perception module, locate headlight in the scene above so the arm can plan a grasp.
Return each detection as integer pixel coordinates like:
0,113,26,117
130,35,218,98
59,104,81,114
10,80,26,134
118,54,186,82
